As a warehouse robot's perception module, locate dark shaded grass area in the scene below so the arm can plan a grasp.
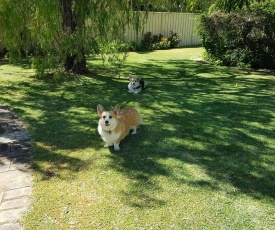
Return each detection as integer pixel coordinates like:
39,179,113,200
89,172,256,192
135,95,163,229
1,53,275,214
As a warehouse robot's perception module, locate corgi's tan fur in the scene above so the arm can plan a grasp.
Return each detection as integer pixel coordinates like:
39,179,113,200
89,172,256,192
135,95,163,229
97,104,143,151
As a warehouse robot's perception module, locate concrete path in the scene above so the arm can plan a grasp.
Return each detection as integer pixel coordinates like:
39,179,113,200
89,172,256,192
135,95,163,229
0,105,32,230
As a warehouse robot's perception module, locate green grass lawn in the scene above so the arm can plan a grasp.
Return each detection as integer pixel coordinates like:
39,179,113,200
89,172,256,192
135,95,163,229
1,47,275,229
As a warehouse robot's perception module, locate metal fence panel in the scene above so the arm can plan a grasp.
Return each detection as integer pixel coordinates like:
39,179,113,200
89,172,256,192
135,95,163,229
125,12,201,47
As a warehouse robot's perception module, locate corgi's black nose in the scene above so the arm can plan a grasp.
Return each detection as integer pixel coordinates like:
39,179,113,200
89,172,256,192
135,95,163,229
105,120,109,124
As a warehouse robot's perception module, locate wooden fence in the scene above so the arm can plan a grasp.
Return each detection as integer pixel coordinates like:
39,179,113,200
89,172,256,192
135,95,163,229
125,12,201,47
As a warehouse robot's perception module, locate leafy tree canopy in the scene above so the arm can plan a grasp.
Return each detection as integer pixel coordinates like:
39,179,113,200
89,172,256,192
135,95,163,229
217,0,267,12
0,0,167,75
0,0,269,76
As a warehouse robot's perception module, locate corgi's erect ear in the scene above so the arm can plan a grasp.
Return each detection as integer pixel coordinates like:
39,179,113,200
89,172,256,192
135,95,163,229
112,104,120,114
97,104,105,115
137,75,142,81
129,74,133,81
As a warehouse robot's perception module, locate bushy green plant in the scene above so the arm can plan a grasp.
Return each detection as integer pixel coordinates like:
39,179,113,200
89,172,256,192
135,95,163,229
141,31,180,51
141,32,154,50
128,41,140,51
168,31,181,48
197,2,275,69
152,34,170,50
156,37,171,49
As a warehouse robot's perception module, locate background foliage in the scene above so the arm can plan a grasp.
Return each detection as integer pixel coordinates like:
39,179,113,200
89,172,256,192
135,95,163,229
0,0,217,75
197,1,275,69
1,0,274,74
0,0,151,75
140,31,181,51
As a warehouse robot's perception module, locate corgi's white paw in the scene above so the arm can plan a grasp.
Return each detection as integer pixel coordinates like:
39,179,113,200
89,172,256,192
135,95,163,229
114,143,120,151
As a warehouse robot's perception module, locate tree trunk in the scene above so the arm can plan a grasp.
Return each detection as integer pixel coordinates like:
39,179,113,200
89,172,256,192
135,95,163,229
60,0,88,74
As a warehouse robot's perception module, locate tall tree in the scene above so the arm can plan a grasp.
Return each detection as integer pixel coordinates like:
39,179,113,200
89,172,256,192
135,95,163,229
150,0,218,13
218,0,266,12
0,0,152,75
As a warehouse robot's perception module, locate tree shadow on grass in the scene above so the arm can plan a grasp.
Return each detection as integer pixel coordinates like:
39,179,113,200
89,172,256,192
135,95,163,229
31,143,91,181
103,59,275,204
1,57,275,204
0,76,104,179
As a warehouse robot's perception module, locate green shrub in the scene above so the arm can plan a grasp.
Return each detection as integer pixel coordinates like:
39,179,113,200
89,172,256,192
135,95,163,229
156,37,171,49
152,34,170,50
141,31,180,51
141,32,154,50
168,31,181,48
128,41,140,51
197,2,275,69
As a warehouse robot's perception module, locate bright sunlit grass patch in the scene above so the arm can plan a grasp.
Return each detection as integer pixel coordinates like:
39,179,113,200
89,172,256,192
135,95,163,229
1,47,275,229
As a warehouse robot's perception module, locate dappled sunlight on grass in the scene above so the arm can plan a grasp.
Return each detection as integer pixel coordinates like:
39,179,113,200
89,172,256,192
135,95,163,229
1,47,275,229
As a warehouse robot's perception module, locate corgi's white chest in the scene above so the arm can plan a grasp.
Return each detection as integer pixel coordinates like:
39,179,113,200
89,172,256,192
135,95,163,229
98,125,121,146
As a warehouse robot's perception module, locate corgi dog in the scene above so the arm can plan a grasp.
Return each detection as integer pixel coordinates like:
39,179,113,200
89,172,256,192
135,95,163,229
128,75,146,94
97,104,143,151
